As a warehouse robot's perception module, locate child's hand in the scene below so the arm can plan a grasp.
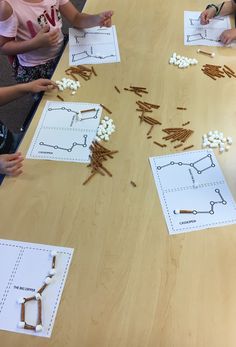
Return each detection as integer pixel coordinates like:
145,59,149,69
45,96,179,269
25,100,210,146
200,8,216,24
0,152,24,176
97,11,114,27
27,79,57,93
33,25,60,48
219,28,236,44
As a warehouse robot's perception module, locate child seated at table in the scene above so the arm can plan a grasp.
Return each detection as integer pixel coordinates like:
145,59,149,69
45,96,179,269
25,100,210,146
0,78,56,177
200,1,236,44
0,0,113,82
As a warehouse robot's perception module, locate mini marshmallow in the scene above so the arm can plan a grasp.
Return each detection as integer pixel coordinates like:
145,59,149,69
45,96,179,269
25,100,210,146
35,293,42,300
18,321,25,328
44,277,52,284
51,250,57,257
49,268,57,276
17,297,25,304
36,324,43,332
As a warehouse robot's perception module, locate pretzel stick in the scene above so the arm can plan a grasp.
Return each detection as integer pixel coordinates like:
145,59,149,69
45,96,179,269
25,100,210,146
115,86,120,93
57,95,64,101
183,144,194,150
100,104,112,114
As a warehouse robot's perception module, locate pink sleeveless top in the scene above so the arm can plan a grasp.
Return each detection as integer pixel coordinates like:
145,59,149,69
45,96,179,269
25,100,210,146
0,0,69,66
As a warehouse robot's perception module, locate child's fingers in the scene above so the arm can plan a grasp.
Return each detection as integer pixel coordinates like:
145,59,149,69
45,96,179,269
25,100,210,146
46,84,55,90
7,167,23,177
5,158,23,169
100,16,112,27
12,169,23,177
104,10,114,18
200,13,208,24
99,10,113,26
102,19,112,27
5,162,23,176
219,31,230,44
6,152,23,161
36,79,57,90
42,24,50,33
48,80,58,88
47,29,60,46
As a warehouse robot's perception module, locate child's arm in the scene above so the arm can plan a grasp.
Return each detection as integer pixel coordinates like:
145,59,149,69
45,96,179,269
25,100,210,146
200,1,236,24
0,79,57,106
0,152,23,176
0,1,60,55
60,2,113,29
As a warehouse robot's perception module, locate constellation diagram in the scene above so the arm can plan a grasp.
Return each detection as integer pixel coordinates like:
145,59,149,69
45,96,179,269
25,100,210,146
174,189,227,215
69,25,120,65
156,153,215,174
186,30,220,43
74,29,111,42
39,134,88,153
184,11,231,46
26,101,102,163
72,46,116,63
47,106,100,124
0,239,73,337
149,149,236,234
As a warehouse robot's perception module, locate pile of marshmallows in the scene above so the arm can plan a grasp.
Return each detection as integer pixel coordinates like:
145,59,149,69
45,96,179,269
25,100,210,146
56,78,80,95
169,52,198,69
202,131,233,153
96,116,116,142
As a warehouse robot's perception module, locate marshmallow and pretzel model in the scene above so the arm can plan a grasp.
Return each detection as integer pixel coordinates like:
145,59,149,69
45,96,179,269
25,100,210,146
17,250,57,333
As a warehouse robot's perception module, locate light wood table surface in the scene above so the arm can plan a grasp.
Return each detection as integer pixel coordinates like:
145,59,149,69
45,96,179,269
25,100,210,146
1,0,236,346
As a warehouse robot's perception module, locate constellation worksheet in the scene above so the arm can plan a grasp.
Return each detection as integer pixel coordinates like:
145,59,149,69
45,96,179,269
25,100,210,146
184,11,231,46
149,149,236,234
26,101,102,163
0,239,73,337
69,25,120,65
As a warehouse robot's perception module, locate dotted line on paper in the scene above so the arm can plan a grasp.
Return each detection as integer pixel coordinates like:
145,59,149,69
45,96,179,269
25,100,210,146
163,180,225,193
46,253,72,336
0,247,24,314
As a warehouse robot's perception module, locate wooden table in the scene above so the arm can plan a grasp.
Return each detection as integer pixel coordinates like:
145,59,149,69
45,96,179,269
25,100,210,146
1,0,236,346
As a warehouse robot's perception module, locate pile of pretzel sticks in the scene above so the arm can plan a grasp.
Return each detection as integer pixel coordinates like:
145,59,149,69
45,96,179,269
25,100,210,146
136,100,162,135
124,86,149,97
83,141,118,185
65,65,97,81
161,127,194,150
202,64,236,80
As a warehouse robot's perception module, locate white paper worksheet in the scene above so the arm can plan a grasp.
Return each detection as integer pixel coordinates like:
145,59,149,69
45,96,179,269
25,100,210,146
26,101,102,163
69,25,120,65
0,239,73,337
149,149,236,234
184,11,231,46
